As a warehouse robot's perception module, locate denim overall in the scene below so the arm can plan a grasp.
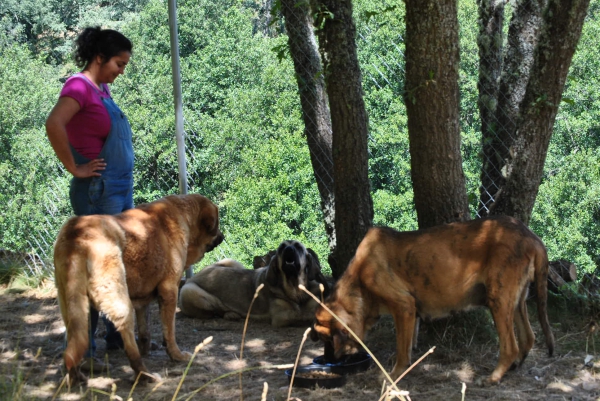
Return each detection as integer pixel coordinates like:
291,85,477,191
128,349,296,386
69,73,134,354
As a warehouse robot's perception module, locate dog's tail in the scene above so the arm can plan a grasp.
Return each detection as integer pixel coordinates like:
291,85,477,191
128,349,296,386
534,243,555,356
55,247,90,372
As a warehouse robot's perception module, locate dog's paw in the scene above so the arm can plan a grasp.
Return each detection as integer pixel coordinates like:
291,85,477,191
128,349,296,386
66,368,88,387
168,349,193,362
223,312,243,321
476,376,500,387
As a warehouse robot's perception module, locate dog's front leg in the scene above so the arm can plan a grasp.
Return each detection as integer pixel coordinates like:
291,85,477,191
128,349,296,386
270,299,303,327
135,304,151,356
158,281,191,362
389,298,417,380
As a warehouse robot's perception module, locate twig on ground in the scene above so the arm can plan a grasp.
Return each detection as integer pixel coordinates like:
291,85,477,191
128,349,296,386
378,347,435,401
239,283,264,401
128,370,163,400
52,364,70,400
179,363,293,401
260,382,269,401
384,389,411,401
287,327,311,401
171,336,213,401
142,380,164,401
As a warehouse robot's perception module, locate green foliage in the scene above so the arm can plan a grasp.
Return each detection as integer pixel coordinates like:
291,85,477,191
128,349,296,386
0,0,599,282
0,0,150,65
531,149,600,275
0,42,68,252
114,0,330,269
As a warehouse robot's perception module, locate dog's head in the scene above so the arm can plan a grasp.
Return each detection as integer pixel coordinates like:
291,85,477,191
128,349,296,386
265,240,326,301
310,282,380,361
310,302,363,360
253,250,276,269
183,194,224,263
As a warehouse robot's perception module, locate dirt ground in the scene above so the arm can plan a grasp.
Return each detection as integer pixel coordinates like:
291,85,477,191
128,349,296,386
1,283,600,401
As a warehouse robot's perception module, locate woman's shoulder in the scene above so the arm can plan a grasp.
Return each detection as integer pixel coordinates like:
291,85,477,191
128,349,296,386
61,74,108,106
60,75,91,105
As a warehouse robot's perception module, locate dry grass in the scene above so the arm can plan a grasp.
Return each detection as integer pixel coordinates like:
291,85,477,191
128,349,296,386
1,281,600,400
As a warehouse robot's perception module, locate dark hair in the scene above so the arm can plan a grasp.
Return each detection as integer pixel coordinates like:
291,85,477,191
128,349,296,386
74,27,133,69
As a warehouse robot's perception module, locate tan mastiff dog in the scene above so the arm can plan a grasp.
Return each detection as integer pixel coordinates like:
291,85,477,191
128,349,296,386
311,216,555,385
54,194,224,384
179,240,330,327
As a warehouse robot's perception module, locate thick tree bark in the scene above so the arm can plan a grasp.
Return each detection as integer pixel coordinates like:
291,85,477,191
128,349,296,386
489,0,590,224
280,0,336,263
404,0,470,229
310,0,373,278
479,0,544,216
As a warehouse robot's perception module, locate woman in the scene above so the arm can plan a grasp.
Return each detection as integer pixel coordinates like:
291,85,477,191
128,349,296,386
46,27,134,370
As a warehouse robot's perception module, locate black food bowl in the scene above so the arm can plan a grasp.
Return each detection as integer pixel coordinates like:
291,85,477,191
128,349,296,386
285,365,347,389
313,351,373,374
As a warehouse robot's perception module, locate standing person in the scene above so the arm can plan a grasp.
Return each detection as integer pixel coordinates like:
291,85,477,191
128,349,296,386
46,27,134,371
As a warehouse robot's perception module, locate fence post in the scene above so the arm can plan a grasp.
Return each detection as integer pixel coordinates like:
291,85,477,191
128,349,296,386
168,0,192,280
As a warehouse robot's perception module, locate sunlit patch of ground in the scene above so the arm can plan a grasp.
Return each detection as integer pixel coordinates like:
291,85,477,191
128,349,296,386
0,285,600,400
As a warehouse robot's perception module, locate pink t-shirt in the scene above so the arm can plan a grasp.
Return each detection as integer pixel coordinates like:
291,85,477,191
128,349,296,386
60,75,112,159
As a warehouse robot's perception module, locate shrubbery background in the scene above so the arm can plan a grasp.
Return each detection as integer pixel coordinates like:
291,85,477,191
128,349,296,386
0,0,598,275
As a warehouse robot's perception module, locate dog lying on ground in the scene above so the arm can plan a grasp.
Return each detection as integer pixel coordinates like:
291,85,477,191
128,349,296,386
311,216,555,385
54,194,224,384
179,240,330,327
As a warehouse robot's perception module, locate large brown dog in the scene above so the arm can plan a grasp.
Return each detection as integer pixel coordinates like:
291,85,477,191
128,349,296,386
311,216,555,384
54,194,223,384
179,240,329,327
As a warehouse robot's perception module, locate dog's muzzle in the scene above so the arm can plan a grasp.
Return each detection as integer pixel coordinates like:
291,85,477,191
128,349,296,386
282,244,301,275
206,232,224,252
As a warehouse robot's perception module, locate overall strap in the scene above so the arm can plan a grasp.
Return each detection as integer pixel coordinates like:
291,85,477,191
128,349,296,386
73,73,110,97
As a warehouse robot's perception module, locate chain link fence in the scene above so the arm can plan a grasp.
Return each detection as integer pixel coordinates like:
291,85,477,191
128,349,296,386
0,0,594,301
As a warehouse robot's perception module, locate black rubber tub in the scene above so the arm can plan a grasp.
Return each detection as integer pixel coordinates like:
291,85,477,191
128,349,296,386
285,365,347,389
312,351,373,374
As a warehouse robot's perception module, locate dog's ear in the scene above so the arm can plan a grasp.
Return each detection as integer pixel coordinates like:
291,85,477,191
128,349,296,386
307,248,331,298
306,248,322,281
309,326,320,342
265,254,280,286
201,203,220,236
311,321,338,362
332,329,349,353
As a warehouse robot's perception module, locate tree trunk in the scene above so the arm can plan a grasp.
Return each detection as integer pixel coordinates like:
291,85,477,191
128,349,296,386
489,0,590,224
310,0,373,278
404,0,470,229
281,0,336,265
479,0,544,216
476,0,506,215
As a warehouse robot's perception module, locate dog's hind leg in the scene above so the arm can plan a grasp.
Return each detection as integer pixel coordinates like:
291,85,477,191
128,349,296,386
135,305,152,356
487,297,519,384
514,286,535,366
179,282,229,319
94,291,152,379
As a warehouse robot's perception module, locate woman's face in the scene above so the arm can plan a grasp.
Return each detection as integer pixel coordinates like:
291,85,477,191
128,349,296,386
97,51,131,84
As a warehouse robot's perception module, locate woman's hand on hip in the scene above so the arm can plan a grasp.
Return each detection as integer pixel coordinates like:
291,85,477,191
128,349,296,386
73,158,106,178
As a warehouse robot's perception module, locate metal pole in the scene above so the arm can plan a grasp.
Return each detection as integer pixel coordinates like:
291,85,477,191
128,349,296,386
168,0,192,279
168,0,188,196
